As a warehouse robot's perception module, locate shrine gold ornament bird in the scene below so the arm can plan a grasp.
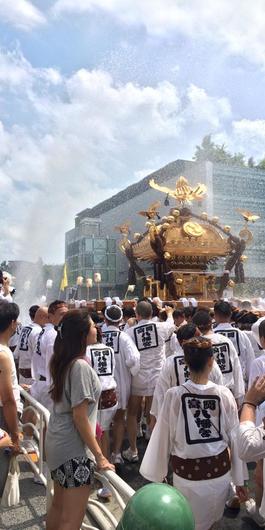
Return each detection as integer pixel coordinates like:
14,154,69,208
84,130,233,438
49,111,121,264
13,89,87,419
236,208,260,223
138,201,161,220
114,222,131,235
149,176,207,204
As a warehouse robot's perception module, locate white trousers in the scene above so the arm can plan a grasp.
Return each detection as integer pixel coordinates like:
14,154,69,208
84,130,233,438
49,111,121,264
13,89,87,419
173,471,231,530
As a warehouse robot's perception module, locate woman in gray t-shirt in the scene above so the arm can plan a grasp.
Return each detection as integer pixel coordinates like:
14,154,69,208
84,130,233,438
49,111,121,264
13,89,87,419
45,309,114,530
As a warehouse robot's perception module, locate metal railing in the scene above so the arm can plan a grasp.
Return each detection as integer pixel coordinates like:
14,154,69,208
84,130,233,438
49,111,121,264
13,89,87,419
19,386,50,487
19,387,135,530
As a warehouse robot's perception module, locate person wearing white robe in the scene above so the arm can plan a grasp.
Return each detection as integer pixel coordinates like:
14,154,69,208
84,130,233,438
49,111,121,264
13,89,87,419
151,323,223,420
140,337,247,530
248,319,265,426
236,375,265,527
86,338,117,479
15,306,48,385
101,305,140,464
193,309,245,405
31,301,67,411
124,301,175,461
0,273,13,303
86,341,117,431
214,300,255,387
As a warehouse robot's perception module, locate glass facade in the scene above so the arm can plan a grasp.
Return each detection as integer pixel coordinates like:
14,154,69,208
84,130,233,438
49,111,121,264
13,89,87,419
65,221,117,287
212,164,265,277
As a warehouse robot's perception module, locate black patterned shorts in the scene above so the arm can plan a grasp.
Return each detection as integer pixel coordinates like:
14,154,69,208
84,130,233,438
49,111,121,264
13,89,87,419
51,456,95,489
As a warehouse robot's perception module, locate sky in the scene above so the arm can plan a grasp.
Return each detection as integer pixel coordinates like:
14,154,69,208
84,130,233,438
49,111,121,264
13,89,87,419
1,0,265,263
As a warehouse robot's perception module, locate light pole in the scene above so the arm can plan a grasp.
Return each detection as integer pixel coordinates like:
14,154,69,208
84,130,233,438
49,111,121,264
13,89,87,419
86,278,93,301
94,273,101,300
125,284,135,299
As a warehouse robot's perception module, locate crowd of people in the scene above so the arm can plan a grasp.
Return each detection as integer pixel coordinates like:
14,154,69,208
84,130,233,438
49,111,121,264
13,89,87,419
2,288,265,529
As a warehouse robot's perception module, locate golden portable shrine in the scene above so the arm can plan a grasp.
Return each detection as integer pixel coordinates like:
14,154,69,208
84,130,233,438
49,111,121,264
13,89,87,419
115,176,259,301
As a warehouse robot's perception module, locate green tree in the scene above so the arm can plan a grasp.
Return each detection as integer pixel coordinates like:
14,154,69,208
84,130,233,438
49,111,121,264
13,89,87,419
257,157,265,169
0,261,11,272
193,135,245,166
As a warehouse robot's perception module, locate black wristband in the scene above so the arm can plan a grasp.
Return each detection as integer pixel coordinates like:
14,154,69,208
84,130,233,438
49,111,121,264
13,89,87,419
242,401,257,408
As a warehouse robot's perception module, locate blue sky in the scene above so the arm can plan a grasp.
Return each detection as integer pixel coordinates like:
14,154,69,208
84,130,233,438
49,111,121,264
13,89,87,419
1,0,265,262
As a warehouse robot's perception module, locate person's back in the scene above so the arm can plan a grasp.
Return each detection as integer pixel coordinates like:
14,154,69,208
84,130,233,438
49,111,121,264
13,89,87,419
193,309,245,403
31,301,67,410
140,337,247,530
151,323,223,419
101,307,140,398
15,305,44,385
126,302,174,395
214,300,255,386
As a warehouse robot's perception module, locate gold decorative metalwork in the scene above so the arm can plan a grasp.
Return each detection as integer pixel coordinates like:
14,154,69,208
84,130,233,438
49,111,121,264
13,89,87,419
138,201,161,220
114,221,131,235
149,176,207,204
183,221,205,238
236,208,260,223
239,227,253,245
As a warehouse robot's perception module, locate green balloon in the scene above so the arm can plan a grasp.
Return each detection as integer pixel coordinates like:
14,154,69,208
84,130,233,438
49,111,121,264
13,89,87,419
117,483,195,530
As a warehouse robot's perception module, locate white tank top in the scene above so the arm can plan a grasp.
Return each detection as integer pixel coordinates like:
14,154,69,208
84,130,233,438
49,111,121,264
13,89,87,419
0,344,21,410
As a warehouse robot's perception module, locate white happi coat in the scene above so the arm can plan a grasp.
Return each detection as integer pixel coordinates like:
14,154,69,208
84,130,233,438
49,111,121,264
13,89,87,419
248,351,265,425
214,323,255,384
31,323,56,410
86,343,116,392
8,323,22,354
102,325,140,409
141,380,247,530
151,350,223,419
245,329,262,357
126,317,175,396
164,330,179,358
15,323,41,372
237,420,265,520
0,291,12,303
205,331,245,401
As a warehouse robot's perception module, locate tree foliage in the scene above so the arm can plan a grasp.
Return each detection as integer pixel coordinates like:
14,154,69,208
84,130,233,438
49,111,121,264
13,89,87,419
193,135,246,166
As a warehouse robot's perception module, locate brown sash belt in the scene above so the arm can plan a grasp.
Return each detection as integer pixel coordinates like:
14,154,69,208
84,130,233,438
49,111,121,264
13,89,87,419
19,368,32,379
171,448,230,481
99,388,117,410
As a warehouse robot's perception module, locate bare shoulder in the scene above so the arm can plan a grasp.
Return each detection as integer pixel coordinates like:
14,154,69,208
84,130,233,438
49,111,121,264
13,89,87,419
0,350,12,373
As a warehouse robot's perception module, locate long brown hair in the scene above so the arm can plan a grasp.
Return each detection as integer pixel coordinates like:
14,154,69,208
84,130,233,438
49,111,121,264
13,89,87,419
49,308,91,402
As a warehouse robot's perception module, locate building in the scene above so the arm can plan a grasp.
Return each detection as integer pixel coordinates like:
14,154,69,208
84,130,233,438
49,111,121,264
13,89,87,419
65,159,265,297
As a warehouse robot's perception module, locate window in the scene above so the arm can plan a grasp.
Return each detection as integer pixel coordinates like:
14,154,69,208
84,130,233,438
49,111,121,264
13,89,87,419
67,240,80,257
83,253,93,267
68,256,79,270
93,253,108,267
108,270,116,283
108,254,116,268
85,270,93,279
94,238,107,252
85,238,93,252
107,239,116,253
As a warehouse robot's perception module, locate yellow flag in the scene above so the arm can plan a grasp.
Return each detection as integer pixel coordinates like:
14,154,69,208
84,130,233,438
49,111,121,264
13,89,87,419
60,264,68,291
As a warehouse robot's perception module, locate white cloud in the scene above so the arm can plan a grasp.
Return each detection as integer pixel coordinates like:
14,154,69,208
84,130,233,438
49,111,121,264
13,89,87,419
0,48,247,263
0,0,46,30
51,0,265,68
230,119,265,160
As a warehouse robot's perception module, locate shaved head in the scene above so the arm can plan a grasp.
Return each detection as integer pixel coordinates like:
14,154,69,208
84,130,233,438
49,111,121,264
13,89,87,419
34,307,49,326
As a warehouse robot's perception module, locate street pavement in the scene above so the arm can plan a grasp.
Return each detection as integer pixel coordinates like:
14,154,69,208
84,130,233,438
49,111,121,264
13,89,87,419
0,438,263,530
